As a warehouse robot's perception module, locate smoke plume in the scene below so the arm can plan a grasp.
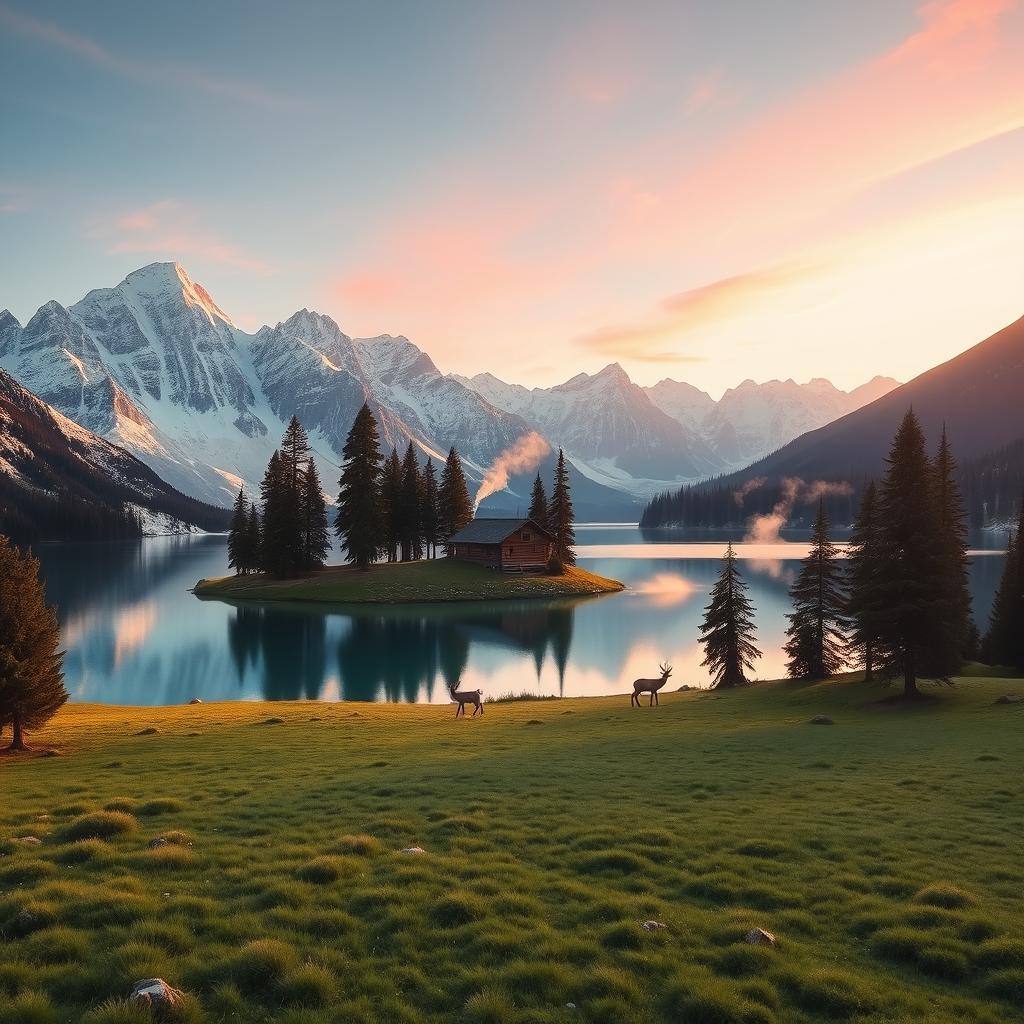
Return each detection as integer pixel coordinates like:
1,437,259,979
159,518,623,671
733,476,767,507
742,477,853,543
473,432,552,512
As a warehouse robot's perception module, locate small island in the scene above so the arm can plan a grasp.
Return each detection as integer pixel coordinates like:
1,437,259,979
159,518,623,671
194,558,624,604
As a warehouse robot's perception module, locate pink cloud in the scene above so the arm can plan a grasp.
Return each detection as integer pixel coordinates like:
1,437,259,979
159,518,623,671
101,200,270,274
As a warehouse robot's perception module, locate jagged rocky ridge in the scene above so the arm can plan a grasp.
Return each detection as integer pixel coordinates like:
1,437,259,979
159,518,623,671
0,366,230,543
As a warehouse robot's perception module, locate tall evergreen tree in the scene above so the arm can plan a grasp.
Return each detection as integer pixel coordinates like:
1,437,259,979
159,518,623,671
277,416,309,572
439,447,473,546
784,500,847,680
421,459,441,558
548,449,576,568
380,447,403,562
0,536,67,751
929,426,972,677
399,442,422,562
260,450,292,577
301,458,331,569
699,542,761,688
280,415,312,491
244,503,261,573
846,481,886,680
875,409,946,696
528,473,549,530
985,494,1024,670
227,487,250,575
336,404,384,570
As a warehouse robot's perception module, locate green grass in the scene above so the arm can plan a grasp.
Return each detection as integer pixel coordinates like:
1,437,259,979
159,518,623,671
1,677,1023,1022
193,559,623,604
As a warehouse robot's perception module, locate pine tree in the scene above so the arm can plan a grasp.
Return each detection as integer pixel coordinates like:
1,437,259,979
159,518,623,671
929,426,971,677
335,404,384,570
699,542,761,688
278,416,309,573
260,450,291,577
528,473,549,530
380,447,403,562
985,494,1024,670
874,409,946,696
421,459,441,558
301,458,331,569
548,449,576,568
846,481,886,680
784,500,847,680
0,536,67,751
280,415,312,491
439,447,473,546
399,442,421,562
245,503,261,573
227,487,249,575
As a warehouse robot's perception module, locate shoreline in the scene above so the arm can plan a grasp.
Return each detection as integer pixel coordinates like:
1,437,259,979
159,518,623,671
193,559,624,605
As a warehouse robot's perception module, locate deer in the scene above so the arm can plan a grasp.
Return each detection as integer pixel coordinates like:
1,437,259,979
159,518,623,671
449,682,484,717
631,662,672,707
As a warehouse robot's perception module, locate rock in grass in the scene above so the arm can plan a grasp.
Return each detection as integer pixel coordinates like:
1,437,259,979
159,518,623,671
745,927,777,946
188,697,203,705
135,727,159,736
15,836,42,845
995,694,1022,704
641,920,667,931
148,837,169,849
130,978,184,1010
810,715,834,725
401,846,426,854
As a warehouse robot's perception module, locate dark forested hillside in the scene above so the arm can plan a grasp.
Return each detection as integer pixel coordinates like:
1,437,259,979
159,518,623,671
0,368,230,544
642,436,1024,530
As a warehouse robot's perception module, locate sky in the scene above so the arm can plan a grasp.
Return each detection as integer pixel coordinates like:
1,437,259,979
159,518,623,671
1,0,1023,397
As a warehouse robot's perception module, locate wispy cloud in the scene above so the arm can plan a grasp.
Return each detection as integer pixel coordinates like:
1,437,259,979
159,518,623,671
575,263,818,361
0,3,307,112
100,199,270,274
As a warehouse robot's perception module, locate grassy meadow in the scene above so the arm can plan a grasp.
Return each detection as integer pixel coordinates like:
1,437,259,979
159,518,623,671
1,677,1023,1023
194,561,623,604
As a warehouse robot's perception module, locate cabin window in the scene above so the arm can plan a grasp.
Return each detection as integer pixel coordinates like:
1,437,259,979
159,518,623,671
521,531,531,540
508,546,513,556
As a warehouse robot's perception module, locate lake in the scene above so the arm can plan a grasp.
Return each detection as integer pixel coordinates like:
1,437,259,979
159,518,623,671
35,526,1009,705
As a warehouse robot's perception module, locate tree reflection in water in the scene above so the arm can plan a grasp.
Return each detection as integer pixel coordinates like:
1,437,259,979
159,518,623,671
219,598,580,701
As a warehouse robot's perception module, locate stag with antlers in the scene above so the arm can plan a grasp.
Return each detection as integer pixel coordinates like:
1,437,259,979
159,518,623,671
449,683,484,717
631,662,672,706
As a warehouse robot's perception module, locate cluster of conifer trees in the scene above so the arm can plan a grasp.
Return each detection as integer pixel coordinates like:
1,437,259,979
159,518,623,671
227,416,331,578
335,404,475,569
700,410,1022,694
526,449,577,569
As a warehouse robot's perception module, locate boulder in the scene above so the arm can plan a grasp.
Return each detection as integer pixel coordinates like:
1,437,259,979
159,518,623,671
641,920,667,931
130,978,185,1010
148,837,169,849
809,715,834,725
15,836,42,845
401,846,426,855
995,694,1023,705
745,927,777,947
188,697,203,705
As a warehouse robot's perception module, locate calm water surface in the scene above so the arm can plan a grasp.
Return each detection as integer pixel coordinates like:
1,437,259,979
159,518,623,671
35,526,1008,705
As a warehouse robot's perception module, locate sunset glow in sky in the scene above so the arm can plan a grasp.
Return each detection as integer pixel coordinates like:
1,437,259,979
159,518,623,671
2,0,1023,394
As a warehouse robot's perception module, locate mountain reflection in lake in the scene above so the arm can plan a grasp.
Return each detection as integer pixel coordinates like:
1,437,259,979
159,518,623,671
34,526,1008,705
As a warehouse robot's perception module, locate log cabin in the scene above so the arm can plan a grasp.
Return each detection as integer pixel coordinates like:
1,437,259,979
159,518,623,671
447,517,554,572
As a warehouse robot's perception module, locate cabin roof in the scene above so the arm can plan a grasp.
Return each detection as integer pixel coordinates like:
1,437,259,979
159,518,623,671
448,517,552,545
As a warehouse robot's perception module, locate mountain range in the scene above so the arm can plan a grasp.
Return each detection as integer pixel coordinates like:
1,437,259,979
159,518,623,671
714,313,1024,487
0,262,897,516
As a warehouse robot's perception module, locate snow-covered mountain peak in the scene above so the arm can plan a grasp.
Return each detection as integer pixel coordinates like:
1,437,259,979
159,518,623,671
110,261,236,328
